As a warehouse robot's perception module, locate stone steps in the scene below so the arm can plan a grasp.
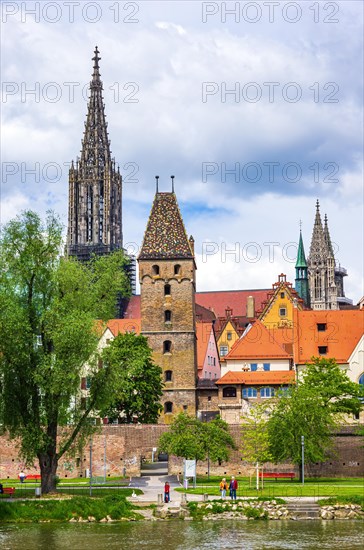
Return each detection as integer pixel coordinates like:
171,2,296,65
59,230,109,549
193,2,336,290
286,502,320,519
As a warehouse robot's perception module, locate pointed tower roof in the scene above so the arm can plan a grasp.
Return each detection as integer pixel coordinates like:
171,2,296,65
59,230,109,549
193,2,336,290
79,46,112,170
139,191,194,260
295,230,307,268
323,214,334,256
308,199,326,263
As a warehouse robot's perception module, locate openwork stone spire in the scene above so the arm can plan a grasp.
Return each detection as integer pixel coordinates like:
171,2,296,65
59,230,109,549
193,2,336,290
67,47,122,261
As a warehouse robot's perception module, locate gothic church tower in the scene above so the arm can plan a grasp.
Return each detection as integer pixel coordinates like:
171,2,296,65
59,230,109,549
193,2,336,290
307,200,338,310
138,181,197,423
67,47,122,261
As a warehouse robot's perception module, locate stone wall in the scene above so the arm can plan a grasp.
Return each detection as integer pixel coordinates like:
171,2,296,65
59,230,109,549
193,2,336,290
0,424,363,479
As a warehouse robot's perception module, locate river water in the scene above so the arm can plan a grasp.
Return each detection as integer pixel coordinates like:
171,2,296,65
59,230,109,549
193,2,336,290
1,520,363,550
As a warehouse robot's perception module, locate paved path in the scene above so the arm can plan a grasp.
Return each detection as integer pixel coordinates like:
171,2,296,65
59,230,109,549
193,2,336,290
127,475,321,507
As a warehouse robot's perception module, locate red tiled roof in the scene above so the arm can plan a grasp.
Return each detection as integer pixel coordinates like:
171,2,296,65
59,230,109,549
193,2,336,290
217,370,295,385
226,320,291,360
294,309,364,364
123,295,141,319
107,319,141,336
195,290,269,318
196,321,213,370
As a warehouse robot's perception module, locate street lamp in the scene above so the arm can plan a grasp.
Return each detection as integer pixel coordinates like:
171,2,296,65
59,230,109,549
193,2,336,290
301,435,305,485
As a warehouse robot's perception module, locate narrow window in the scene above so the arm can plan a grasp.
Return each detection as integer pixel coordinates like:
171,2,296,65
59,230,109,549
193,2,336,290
280,292,285,298
165,310,172,323
318,346,328,355
164,284,171,296
317,323,327,331
163,340,172,353
263,363,270,371
165,370,172,382
279,308,287,317
227,332,232,341
220,345,228,357
250,363,257,372
164,402,173,413
174,264,181,275
152,265,160,275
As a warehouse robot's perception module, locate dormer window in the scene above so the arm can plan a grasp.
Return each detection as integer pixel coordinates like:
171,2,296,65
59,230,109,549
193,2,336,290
174,264,181,275
152,265,160,275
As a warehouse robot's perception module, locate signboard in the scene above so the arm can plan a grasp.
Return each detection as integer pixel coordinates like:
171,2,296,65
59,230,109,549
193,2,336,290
152,447,157,452
184,459,196,478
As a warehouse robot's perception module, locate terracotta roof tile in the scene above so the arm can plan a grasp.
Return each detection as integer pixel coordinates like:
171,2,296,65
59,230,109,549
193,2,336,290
195,290,269,318
294,309,364,364
107,319,141,336
226,320,291,360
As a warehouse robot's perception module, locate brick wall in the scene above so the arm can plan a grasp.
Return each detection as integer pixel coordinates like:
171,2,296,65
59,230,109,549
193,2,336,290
0,425,362,479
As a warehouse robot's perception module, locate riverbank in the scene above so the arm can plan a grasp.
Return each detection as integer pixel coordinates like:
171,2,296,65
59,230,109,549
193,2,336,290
1,495,364,524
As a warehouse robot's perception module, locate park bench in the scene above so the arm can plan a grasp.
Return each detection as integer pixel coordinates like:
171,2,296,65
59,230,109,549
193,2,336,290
259,472,295,481
18,474,41,481
2,487,16,497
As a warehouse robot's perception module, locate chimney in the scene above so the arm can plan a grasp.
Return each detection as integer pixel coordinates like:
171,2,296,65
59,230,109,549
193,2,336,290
225,307,232,318
246,296,255,318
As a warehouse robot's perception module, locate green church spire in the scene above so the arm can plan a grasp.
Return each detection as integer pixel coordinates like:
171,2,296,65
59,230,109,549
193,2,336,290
295,229,307,268
295,226,310,307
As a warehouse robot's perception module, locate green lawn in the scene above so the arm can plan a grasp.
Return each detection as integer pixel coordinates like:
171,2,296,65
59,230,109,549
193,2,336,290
178,477,364,499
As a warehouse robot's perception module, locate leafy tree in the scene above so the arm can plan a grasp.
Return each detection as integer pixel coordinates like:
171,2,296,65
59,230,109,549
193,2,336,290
158,413,236,466
267,385,336,479
0,211,130,493
300,357,364,415
241,403,273,489
99,332,163,423
266,357,364,479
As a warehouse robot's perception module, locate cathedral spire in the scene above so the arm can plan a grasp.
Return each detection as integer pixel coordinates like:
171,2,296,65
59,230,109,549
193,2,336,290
67,47,123,261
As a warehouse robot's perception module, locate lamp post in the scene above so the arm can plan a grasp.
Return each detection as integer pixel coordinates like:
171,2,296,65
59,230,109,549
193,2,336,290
301,435,305,485
89,437,93,496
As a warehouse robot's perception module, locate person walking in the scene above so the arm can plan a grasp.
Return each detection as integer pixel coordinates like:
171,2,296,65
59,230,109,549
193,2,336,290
19,471,26,483
164,481,170,503
219,478,227,499
229,476,238,500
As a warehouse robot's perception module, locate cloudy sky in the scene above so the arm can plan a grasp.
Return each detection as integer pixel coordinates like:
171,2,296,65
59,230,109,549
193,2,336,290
1,1,363,301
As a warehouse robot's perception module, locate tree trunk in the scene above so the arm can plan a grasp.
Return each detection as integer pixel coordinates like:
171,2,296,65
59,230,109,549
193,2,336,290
39,451,59,493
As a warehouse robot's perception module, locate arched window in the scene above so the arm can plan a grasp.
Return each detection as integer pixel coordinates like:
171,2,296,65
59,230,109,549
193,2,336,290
164,284,171,296
164,402,173,413
223,386,236,398
165,370,172,382
174,264,181,275
152,265,160,275
163,340,172,353
359,373,364,386
165,310,172,323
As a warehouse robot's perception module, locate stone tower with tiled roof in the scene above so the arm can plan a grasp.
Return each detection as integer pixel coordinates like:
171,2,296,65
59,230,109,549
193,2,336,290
138,187,198,422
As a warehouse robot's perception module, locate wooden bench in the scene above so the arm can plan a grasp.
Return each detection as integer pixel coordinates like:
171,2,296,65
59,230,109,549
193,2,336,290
259,472,295,481
18,474,41,481
2,487,16,497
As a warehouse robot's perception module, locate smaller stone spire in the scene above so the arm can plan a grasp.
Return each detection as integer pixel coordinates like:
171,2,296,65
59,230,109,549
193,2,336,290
323,214,334,256
91,46,102,88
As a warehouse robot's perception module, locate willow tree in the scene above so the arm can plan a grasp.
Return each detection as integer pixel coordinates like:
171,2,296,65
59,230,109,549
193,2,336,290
0,211,130,493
